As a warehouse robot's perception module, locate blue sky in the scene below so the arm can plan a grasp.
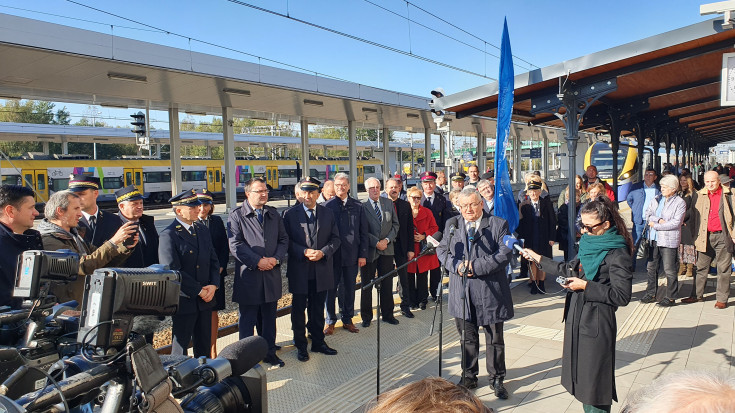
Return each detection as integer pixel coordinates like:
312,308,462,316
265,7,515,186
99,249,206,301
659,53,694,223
0,0,716,127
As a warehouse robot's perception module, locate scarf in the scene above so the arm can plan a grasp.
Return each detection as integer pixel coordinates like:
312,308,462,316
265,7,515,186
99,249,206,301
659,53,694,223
37,219,88,253
577,227,627,281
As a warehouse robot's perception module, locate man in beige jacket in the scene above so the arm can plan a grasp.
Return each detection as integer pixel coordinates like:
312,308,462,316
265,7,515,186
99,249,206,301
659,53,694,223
683,171,735,309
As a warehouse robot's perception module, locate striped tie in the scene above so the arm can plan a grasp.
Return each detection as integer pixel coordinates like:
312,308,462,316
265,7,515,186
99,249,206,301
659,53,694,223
374,201,382,221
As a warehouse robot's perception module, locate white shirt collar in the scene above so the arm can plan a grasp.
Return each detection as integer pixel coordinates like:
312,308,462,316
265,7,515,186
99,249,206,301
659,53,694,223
302,203,316,216
175,217,193,232
81,207,99,222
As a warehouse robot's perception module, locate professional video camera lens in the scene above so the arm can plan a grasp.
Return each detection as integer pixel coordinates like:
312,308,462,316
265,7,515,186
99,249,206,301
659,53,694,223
180,377,252,413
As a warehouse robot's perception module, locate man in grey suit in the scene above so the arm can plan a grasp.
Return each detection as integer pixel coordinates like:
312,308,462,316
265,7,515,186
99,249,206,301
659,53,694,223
360,177,400,327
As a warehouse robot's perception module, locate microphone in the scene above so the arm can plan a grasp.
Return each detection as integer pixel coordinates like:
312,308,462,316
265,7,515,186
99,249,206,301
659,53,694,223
468,226,476,243
503,235,537,263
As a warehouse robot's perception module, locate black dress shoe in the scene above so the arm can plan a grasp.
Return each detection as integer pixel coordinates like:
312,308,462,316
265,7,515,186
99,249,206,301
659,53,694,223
296,348,309,362
492,378,509,399
311,343,338,355
383,317,400,325
419,302,427,310
456,376,478,389
641,294,657,304
410,305,419,310
401,309,415,318
361,320,371,328
263,354,285,367
657,298,676,307
274,344,282,351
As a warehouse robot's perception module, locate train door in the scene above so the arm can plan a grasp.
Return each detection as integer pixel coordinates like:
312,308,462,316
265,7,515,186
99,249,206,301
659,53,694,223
123,168,143,194
21,169,48,202
357,165,365,185
206,166,222,192
266,166,279,189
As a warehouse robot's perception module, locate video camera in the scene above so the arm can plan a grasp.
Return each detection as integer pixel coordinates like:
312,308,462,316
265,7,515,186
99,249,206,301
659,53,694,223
13,250,79,300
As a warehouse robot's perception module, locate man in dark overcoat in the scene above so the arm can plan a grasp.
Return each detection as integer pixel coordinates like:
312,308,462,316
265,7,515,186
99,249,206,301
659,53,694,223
384,177,416,318
436,188,513,398
229,178,288,366
114,186,159,268
323,173,368,335
70,175,120,247
159,190,220,357
283,177,341,362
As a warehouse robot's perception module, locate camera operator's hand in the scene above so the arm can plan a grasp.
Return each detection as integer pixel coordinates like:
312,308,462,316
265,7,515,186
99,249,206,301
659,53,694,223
110,221,138,245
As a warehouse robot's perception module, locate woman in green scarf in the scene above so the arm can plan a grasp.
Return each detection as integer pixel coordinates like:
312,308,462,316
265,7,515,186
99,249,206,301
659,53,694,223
523,197,634,413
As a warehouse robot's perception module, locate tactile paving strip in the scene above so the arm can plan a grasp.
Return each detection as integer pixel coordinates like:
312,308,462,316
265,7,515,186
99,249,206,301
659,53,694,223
616,302,670,355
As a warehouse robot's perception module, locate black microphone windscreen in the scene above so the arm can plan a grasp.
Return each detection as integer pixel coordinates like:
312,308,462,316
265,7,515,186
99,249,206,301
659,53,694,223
431,231,443,242
218,336,268,376
131,315,162,337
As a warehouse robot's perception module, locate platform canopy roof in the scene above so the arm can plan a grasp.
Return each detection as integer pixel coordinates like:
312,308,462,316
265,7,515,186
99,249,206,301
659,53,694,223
434,17,735,150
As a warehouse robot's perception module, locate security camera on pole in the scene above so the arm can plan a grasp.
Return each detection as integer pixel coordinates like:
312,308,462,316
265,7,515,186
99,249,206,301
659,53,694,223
130,111,149,151
429,87,453,175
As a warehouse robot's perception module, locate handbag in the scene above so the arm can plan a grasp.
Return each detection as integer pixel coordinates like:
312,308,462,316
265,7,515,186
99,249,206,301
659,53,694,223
636,225,650,260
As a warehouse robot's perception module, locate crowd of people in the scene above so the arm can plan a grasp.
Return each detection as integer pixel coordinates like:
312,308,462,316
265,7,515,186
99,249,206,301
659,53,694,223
0,158,733,411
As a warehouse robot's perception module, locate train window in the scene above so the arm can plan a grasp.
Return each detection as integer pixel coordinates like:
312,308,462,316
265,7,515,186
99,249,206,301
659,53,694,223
144,172,171,183
279,169,296,178
37,174,46,190
125,172,132,186
216,170,221,182
208,170,213,183
24,174,33,188
102,177,124,189
364,166,375,174
1,175,20,185
50,179,70,192
183,171,206,181
239,172,252,182
135,172,141,186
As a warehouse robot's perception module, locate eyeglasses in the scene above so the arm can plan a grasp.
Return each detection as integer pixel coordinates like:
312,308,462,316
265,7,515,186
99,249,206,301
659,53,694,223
409,196,422,201
459,201,482,210
578,220,606,232
250,189,269,195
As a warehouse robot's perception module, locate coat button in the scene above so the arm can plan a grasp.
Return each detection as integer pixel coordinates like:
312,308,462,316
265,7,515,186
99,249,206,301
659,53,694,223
190,250,194,254
196,265,200,269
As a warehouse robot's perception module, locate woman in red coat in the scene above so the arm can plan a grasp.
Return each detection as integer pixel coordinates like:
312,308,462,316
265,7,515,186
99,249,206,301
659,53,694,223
406,187,440,311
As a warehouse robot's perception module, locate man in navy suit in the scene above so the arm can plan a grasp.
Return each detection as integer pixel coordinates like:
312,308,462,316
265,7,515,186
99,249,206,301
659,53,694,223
114,186,159,268
229,178,288,367
159,190,220,357
385,177,416,318
419,171,452,302
283,177,341,362
323,173,368,335
69,175,120,247
477,178,495,216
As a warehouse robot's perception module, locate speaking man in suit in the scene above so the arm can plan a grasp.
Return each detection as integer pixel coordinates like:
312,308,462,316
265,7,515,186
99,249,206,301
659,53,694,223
384,177,416,318
159,190,220,357
229,178,289,366
283,177,341,362
323,173,368,335
420,171,452,302
69,175,119,247
360,177,400,327
114,186,159,268
436,188,513,398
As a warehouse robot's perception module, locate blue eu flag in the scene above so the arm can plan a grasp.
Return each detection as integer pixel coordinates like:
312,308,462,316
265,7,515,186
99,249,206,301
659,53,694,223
494,18,519,234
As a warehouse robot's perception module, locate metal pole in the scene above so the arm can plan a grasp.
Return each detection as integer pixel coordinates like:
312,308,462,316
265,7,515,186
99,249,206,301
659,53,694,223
223,106,237,213
348,120,357,198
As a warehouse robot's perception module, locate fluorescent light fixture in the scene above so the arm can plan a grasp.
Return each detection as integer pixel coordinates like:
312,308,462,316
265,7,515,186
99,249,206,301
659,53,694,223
251,116,269,121
182,140,194,144
100,103,128,109
303,99,324,107
37,136,54,140
0,94,21,100
185,110,207,116
362,107,378,113
107,72,147,83
93,138,109,142
406,113,420,119
222,88,251,96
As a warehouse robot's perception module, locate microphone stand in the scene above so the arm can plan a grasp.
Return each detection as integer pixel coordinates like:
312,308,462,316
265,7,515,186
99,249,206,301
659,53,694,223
429,227,454,378
459,227,474,386
362,245,436,396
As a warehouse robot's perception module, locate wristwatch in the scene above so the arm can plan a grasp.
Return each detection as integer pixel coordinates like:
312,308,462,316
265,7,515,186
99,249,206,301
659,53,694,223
275,259,281,265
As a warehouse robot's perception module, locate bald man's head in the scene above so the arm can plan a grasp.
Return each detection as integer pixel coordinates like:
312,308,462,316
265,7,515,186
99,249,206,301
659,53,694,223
704,171,720,192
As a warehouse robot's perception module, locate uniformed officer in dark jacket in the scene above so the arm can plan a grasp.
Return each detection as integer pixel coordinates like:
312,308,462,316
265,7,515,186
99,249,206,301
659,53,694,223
69,175,120,247
323,173,368,335
114,186,159,268
450,171,467,192
419,171,453,302
228,178,288,366
437,188,513,398
0,185,42,309
283,177,341,362
196,189,230,358
159,190,220,357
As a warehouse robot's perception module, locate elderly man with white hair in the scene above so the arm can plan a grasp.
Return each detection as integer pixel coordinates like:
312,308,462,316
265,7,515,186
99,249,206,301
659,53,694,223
640,174,686,307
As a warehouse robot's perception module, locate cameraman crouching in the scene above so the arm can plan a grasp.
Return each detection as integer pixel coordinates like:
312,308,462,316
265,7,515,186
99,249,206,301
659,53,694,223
0,185,43,309
39,190,138,306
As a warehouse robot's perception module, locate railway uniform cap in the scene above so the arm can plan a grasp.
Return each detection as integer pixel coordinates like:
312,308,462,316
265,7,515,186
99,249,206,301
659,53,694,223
481,171,494,180
299,177,321,192
68,174,100,192
527,180,543,190
420,171,437,182
170,189,202,207
450,172,467,182
115,185,144,203
195,189,214,204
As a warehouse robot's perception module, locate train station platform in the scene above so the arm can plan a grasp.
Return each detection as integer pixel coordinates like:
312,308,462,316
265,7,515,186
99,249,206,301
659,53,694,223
211,253,734,413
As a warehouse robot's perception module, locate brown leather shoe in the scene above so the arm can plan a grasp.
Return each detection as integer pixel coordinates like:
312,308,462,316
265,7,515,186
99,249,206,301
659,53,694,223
342,323,360,333
715,301,728,309
681,296,704,304
323,324,335,335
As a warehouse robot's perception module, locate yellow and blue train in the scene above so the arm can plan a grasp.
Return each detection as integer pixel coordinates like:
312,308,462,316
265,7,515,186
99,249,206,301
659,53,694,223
584,142,639,200
0,157,384,204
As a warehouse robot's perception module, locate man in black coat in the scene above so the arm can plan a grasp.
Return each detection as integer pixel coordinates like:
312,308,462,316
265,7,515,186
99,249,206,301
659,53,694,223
323,173,368,335
114,186,159,268
69,175,119,247
159,190,220,357
419,171,452,302
0,185,43,309
437,188,513,398
283,177,341,362
384,177,416,318
228,178,288,366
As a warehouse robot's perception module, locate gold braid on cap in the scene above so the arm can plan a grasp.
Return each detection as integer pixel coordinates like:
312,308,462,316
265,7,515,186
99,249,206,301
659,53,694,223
69,180,99,189
171,194,198,205
116,190,142,203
